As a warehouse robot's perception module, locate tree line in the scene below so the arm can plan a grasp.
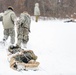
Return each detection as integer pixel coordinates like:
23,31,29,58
0,0,76,18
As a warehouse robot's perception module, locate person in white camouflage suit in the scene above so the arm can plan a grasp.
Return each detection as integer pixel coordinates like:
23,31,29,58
16,11,31,48
34,3,40,22
2,6,17,46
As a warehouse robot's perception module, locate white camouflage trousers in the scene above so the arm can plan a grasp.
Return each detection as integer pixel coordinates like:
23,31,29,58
16,27,29,47
3,28,15,44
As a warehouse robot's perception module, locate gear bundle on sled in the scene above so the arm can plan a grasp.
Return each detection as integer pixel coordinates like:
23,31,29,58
7,46,40,71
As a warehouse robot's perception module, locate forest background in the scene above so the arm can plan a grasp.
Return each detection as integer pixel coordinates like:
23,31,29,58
0,0,76,18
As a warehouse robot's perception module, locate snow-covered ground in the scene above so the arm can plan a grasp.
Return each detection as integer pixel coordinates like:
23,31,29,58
0,19,76,75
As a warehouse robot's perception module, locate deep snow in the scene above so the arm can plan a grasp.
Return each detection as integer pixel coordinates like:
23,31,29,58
0,19,76,75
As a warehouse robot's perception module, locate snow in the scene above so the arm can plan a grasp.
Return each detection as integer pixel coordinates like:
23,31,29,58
0,19,76,75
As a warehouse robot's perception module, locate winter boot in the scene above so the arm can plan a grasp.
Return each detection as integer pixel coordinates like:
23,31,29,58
0,39,6,46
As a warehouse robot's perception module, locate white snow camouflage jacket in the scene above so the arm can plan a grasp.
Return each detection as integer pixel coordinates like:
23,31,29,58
34,3,40,16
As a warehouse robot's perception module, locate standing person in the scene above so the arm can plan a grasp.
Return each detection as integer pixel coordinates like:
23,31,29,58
34,3,40,22
2,6,17,46
16,11,31,48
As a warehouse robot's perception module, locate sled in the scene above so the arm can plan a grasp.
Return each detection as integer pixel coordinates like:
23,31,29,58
64,19,76,23
8,46,39,71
